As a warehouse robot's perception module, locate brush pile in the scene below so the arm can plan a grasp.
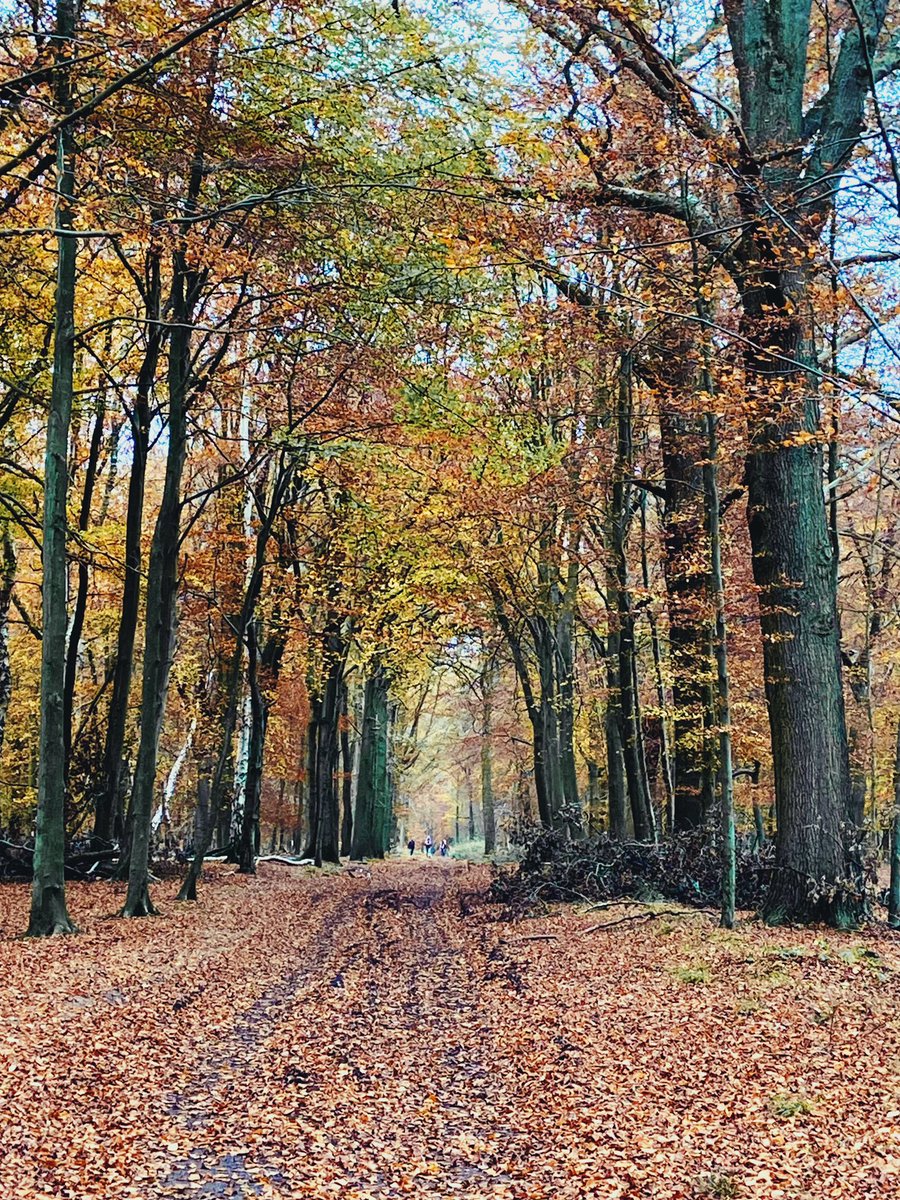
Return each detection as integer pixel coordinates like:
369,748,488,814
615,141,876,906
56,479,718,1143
490,827,774,915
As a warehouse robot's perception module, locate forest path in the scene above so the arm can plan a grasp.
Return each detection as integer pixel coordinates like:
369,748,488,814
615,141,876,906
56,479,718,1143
1,860,900,1199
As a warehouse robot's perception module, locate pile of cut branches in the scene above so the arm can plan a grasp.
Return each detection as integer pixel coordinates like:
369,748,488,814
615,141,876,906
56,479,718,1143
490,828,774,916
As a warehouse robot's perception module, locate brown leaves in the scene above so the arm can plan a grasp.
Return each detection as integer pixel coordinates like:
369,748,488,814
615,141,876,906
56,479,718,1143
0,863,898,1198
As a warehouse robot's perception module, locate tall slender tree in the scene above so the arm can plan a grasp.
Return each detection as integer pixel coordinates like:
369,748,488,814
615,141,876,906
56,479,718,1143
28,0,79,937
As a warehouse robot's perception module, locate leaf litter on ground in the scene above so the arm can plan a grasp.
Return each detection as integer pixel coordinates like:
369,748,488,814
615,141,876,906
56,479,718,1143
0,860,898,1198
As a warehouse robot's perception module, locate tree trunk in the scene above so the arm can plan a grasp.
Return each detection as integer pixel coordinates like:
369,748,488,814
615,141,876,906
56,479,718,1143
64,399,105,770
238,621,266,875
604,631,628,839
555,564,581,828
29,0,79,936
609,359,654,841
533,616,565,828
121,253,193,918
890,720,900,929
351,662,389,860
639,493,675,831
195,759,211,849
94,244,162,843
659,408,715,830
0,527,17,761
179,640,243,900
491,594,552,828
179,462,292,898
339,682,353,857
304,626,344,867
744,298,861,926
705,413,736,928
481,665,496,855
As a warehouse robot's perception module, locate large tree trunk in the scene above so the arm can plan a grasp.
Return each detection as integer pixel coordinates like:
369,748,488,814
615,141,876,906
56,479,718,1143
722,0,878,926
29,0,79,936
749,419,858,923
350,662,390,860
744,288,859,925
302,611,347,866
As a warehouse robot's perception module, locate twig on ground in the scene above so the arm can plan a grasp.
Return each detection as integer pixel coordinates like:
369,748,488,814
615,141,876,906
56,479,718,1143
504,933,559,942
582,909,704,934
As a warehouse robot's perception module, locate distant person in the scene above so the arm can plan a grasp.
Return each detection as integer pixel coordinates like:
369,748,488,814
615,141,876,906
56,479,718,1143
439,840,448,857
423,834,433,856
407,838,416,856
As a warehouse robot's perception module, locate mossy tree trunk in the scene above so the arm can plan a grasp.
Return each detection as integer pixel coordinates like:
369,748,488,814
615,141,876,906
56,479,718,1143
29,0,79,937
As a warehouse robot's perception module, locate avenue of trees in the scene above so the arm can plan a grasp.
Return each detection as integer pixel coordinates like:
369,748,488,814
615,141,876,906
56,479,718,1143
0,0,899,931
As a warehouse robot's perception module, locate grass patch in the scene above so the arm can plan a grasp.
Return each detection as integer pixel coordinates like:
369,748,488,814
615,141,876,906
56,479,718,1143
671,964,712,985
769,1091,814,1118
695,1172,740,1198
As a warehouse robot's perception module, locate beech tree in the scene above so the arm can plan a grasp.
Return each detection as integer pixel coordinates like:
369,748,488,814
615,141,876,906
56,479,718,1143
511,0,900,923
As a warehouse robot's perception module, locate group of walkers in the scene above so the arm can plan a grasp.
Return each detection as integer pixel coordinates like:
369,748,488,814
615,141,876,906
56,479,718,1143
407,834,449,858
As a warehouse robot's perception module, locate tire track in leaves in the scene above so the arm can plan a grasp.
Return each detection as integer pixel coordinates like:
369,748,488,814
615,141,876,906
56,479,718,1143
154,882,370,1198
241,863,550,1197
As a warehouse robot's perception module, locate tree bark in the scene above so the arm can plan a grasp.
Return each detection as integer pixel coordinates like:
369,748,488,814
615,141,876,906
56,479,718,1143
705,412,736,928
29,0,79,936
238,621,265,875
639,493,675,831
238,612,286,873
607,357,654,841
0,527,17,761
64,398,105,770
351,662,390,860
890,721,900,929
658,407,716,829
604,630,628,839
743,298,860,925
339,682,353,857
121,248,194,918
94,272,160,842
302,616,347,866
481,662,496,855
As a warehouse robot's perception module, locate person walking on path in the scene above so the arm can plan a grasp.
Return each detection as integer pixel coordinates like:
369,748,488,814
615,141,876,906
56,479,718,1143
407,838,416,856
423,834,433,856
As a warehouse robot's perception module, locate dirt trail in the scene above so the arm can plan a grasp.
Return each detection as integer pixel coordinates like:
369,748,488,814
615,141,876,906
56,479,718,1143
1,859,900,1199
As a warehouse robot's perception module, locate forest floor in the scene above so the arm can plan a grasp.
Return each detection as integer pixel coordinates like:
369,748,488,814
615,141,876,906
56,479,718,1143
1,861,900,1199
